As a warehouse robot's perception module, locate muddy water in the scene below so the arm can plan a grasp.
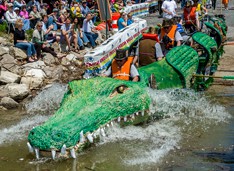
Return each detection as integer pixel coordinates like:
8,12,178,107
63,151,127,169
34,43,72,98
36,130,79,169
0,84,233,171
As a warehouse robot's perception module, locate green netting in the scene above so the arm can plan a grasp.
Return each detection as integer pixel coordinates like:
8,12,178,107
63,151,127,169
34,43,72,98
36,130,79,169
166,45,199,88
192,32,217,58
209,17,227,36
204,22,222,47
28,77,151,150
139,58,184,90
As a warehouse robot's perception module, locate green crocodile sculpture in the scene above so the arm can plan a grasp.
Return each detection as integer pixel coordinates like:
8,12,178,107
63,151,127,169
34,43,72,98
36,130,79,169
27,17,227,159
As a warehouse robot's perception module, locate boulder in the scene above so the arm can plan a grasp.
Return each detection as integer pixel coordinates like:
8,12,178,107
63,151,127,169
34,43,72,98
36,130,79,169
66,54,77,61
22,61,46,71
0,54,21,74
21,77,44,89
61,57,71,66
0,86,8,98
0,37,6,45
6,83,29,100
24,68,46,78
43,65,63,79
0,97,19,109
9,46,27,59
1,47,10,54
43,53,56,65
0,46,8,56
0,71,21,84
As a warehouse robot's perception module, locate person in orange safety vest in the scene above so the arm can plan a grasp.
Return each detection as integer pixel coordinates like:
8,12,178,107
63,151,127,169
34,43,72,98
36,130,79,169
183,0,200,33
103,49,139,82
155,19,183,61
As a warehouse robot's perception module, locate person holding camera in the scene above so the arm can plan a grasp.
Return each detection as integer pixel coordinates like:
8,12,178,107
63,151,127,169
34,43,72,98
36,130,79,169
155,19,183,61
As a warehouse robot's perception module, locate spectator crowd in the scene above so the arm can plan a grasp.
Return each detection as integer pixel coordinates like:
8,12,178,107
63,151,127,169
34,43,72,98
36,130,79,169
0,0,146,62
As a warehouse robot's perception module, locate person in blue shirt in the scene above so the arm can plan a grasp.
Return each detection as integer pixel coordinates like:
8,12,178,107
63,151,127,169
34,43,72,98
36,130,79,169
127,14,134,26
117,12,127,30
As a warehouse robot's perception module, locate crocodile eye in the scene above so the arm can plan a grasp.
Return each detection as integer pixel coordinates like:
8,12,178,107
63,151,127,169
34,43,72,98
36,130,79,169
110,85,128,97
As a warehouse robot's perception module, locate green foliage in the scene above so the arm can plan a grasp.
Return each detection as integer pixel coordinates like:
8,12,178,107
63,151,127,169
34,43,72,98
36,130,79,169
25,29,34,41
0,22,7,33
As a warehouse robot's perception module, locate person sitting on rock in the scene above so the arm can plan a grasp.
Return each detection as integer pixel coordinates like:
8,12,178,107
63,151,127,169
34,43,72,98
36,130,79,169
14,19,37,62
155,19,183,61
32,21,58,59
103,49,139,82
29,5,41,29
82,13,98,49
60,17,79,52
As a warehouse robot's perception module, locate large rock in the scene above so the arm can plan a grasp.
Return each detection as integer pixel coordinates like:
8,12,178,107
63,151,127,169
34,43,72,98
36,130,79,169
6,83,29,100
43,65,63,79
9,46,27,59
0,71,21,84
0,54,21,74
66,54,77,61
22,61,46,71
0,86,8,98
43,53,56,65
0,46,8,56
24,68,46,78
21,77,43,89
0,97,19,109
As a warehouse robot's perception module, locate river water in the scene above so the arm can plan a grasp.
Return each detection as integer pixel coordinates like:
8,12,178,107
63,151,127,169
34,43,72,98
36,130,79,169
0,84,233,171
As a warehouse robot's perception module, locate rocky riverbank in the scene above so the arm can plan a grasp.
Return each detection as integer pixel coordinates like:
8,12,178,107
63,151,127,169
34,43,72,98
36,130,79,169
0,36,86,110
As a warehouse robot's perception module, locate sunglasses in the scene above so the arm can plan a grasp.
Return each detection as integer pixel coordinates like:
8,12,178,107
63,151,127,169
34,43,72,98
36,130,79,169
164,26,170,29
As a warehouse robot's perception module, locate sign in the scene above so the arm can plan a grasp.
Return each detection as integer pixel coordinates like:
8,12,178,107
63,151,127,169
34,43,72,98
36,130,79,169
96,0,112,21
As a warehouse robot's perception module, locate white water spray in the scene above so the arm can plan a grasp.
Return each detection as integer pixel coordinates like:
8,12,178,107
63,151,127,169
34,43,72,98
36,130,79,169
96,89,231,167
0,83,68,145
25,83,67,115
0,115,49,145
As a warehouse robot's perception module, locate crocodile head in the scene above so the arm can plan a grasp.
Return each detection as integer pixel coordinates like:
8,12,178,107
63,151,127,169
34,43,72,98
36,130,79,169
28,77,151,158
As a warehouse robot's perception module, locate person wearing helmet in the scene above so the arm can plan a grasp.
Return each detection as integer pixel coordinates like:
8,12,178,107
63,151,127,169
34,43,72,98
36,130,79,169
103,49,139,82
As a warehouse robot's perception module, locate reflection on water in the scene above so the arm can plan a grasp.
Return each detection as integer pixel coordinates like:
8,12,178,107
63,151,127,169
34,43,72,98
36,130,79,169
0,86,233,171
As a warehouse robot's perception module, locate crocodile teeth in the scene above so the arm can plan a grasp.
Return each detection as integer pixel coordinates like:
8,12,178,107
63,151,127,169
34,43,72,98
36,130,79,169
87,133,93,143
111,121,114,126
124,116,127,122
141,111,145,116
117,117,121,122
131,114,135,120
35,148,40,159
80,130,85,143
27,142,34,153
70,148,76,159
106,124,110,127
135,112,139,116
61,144,66,155
51,149,56,160
100,128,106,137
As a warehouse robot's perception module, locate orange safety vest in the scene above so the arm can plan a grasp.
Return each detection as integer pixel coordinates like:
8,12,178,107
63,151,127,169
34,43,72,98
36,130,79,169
111,57,134,81
184,6,197,25
160,25,177,48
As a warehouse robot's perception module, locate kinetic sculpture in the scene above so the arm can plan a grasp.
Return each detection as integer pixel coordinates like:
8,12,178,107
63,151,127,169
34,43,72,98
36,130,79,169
27,15,227,159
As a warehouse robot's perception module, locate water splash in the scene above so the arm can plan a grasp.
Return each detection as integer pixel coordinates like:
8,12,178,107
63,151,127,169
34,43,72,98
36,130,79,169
25,83,67,115
0,115,49,145
96,89,231,167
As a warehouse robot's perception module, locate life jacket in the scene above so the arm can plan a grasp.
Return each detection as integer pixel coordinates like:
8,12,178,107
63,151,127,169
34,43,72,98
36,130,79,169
184,6,197,25
139,39,157,66
111,57,134,81
142,33,159,42
160,25,177,49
